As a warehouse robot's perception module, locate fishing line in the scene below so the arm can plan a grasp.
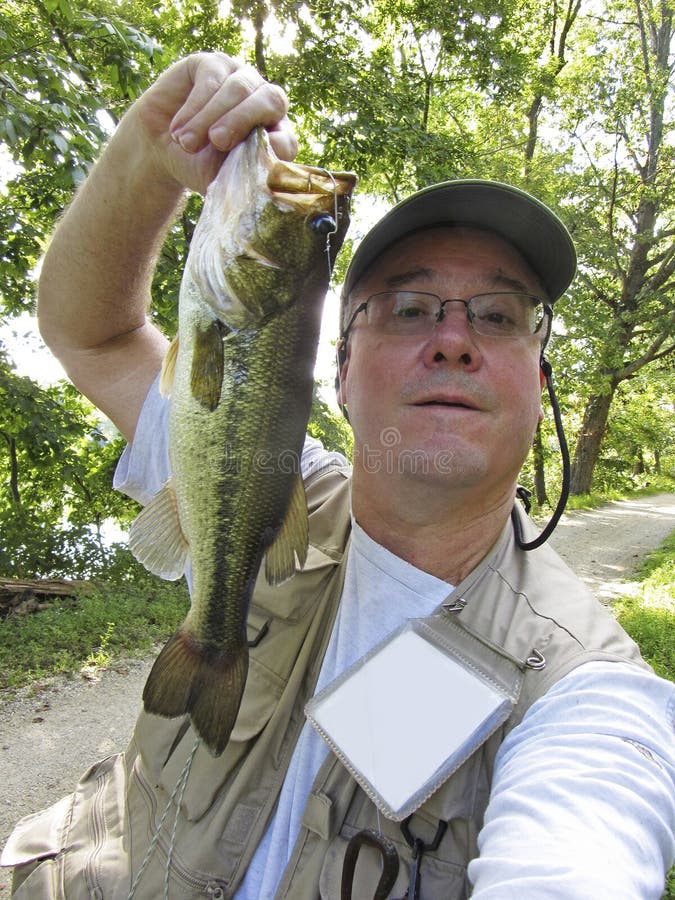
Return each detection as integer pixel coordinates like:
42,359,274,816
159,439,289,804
164,736,201,899
127,736,201,900
319,168,339,283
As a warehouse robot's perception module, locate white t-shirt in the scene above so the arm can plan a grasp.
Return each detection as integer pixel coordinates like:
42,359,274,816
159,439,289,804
115,380,675,899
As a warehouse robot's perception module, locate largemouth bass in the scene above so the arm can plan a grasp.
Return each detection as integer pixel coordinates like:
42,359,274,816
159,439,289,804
129,129,356,755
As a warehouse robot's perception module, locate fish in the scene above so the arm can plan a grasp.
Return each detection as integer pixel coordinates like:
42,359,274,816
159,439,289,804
129,128,356,755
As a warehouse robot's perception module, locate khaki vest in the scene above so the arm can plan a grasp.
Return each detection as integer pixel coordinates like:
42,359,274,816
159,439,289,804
3,463,649,899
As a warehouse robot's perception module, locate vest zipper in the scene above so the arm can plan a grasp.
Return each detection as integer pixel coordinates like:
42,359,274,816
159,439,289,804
84,768,107,899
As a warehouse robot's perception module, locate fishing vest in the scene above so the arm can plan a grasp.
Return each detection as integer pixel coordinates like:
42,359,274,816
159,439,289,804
3,462,650,899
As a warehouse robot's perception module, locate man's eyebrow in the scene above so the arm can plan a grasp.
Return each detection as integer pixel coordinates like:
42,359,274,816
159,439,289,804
384,267,435,288
491,270,531,293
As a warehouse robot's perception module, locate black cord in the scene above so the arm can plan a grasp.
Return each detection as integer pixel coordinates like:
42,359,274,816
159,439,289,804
512,356,571,550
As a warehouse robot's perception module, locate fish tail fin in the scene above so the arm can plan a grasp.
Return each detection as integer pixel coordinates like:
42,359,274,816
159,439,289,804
143,629,249,756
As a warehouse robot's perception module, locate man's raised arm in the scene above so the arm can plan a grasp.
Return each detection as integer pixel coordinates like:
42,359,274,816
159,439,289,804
37,52,296,443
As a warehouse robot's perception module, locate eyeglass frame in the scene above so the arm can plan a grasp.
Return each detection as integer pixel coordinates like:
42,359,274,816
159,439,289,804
339,290,553,350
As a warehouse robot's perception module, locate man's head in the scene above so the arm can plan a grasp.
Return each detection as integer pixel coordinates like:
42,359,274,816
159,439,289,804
336,181,576,510
339,179,576,332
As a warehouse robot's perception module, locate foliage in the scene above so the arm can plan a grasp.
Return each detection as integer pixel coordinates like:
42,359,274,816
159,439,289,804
0,572,189,691
0,345,138,577
308,383,353,459
0,0,164,316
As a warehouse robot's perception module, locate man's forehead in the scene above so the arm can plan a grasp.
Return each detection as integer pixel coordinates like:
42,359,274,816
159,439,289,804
351,225,542,295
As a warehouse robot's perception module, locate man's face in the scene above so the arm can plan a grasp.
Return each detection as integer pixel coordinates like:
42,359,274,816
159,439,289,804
338,226,546,499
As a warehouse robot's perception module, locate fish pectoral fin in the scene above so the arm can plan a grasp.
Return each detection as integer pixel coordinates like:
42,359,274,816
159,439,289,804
143,629,249,756
191,319,225,411
160,335,179,398
128,478,188,580
264,474,309,585
238,241,281,270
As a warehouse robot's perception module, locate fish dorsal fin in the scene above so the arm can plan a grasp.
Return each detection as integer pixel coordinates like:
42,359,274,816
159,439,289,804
160,335,179,398
128,478,188,580
191,320,225,411
264,474,309,585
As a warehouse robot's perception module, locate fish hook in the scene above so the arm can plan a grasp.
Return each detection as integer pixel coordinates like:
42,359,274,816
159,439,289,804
309,167,340,283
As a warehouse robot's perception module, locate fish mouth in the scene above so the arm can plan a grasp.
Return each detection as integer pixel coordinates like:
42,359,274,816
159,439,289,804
267,157,356,216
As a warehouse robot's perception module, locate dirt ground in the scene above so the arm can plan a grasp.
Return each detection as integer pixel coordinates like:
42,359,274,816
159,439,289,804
0,492,673,895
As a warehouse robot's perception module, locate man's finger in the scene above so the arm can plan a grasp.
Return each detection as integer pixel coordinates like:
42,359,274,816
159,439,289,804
171,62,286,153
267,116,299,162
168,53,243,135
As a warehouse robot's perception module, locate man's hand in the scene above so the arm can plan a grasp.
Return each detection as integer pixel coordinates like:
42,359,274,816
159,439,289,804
132,52,298,194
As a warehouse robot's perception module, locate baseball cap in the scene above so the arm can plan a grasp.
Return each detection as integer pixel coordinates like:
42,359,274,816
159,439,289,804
341,179,577,307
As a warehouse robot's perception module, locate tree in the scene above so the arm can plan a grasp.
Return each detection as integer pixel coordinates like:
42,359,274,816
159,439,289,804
559,0,675,494
0,344,132,577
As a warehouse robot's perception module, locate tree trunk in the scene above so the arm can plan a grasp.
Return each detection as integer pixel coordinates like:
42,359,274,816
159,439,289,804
253,1,268,80
569,389,615,494
1,431,21,504
532,427,549,506
632,445,645,475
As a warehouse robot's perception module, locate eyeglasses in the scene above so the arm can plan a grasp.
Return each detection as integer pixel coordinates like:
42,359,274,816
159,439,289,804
341,290,552,344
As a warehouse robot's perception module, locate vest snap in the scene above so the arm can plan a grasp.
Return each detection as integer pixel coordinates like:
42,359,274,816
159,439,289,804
445,597,467,613
526,648,546,670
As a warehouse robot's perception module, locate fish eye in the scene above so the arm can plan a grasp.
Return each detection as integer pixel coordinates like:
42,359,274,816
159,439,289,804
308,213,336,235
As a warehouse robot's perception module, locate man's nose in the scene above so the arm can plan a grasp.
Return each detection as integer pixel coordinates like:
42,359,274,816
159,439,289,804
425,300,481,368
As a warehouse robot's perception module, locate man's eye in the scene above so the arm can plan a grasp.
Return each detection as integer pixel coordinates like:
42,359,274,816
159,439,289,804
393,301,431,319
484,311,512,325
397,306,424,318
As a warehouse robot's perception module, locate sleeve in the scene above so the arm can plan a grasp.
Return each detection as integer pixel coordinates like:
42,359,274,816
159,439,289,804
113,378,349,506
468,661,675,899
113,375,170,506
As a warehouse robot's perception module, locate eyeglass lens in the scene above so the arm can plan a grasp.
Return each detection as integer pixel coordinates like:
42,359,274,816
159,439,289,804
362,291,546,338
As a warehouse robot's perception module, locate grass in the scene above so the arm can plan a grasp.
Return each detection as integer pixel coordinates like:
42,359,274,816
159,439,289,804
0,575,189,693
529,476,675,525
613,530,675,681
612,530,674,900
563,475,675,513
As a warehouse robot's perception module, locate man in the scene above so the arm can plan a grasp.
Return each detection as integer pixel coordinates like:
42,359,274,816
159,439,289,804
3,52,673,898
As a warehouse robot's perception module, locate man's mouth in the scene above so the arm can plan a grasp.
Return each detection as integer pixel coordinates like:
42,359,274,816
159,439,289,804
413,397,478,410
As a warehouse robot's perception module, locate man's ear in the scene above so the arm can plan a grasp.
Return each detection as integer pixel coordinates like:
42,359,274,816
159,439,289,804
335,338,350,414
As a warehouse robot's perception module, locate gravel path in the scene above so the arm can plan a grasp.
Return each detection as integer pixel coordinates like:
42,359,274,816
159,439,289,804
1,492,673,894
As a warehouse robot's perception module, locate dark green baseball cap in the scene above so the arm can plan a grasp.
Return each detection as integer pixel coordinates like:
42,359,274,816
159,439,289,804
341,179,576,306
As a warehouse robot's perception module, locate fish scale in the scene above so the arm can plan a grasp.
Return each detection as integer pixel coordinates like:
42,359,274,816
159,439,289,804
129,129,356,755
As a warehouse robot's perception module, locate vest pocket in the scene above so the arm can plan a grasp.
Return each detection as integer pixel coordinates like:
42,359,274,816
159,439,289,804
1,754,130,900
7,856,59,898
317,828,470,899
1,793,72,897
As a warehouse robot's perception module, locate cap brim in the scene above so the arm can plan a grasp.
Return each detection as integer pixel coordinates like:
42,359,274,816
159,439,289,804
342,180,576,303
